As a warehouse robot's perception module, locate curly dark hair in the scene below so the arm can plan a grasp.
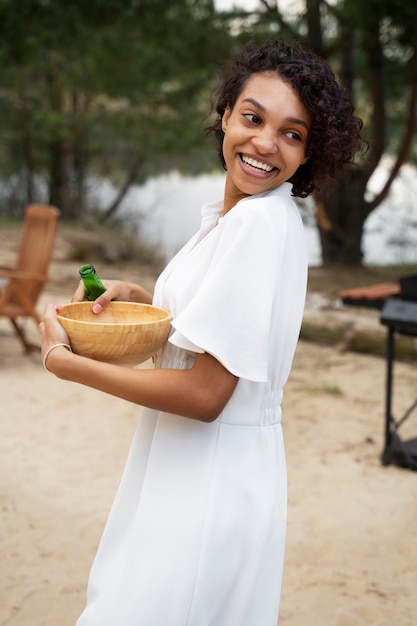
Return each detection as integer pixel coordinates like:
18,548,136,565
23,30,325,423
207,39,365,198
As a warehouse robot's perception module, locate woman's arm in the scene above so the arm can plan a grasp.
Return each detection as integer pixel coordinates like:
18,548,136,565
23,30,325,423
40,304,238,423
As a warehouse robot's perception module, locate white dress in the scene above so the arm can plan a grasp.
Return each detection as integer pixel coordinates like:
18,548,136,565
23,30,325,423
76,183,308,626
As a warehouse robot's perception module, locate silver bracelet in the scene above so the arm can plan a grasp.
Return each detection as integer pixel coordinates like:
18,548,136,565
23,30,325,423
43,342,72,371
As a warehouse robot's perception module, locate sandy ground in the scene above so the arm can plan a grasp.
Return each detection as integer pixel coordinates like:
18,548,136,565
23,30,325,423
1,229,417,626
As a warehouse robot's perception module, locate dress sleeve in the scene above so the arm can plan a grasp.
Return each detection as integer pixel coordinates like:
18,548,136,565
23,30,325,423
169,196,294,381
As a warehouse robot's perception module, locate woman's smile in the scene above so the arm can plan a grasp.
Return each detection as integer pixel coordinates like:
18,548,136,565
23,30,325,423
239,153,277,175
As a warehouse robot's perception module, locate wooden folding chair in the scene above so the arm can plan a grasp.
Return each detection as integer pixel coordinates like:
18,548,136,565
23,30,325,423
0,204,60,353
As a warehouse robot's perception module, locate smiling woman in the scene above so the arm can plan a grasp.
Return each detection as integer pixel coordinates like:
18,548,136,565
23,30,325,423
208,39,364,198
220,72,310,212
40,39,364,626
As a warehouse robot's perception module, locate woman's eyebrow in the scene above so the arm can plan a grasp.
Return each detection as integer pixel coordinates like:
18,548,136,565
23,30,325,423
242,97,266,112
242,97,310,131
285,116,310,131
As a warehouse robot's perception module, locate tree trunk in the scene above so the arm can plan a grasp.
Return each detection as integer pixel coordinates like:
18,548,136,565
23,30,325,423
22,132,35,205
46,62,76,218
49,136,74,219
316,170,371,265
305,0,324,56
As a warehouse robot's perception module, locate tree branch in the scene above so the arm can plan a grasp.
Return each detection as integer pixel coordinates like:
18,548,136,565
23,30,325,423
101,156,144,222
369,47,417,210
362,24,386,181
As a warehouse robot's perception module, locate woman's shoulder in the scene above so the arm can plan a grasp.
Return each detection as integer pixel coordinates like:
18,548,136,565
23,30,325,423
227,184,302,230
213,186,304,266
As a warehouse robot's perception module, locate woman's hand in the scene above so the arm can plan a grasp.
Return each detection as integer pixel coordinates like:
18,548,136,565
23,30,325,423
72,279,153,313
39,303,71,363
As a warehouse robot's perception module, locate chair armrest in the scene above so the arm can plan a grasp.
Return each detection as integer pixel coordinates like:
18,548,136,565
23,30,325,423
0,268,48,282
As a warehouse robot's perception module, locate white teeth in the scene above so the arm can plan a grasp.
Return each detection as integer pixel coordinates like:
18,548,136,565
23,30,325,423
241,155,273,172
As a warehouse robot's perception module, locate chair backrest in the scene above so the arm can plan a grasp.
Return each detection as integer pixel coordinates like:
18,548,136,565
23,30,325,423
14,204,60,304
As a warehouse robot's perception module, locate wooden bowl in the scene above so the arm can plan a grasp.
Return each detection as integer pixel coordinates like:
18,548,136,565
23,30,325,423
57,301,171,366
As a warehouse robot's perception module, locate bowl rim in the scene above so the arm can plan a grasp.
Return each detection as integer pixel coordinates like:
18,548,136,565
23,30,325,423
57,301,172,328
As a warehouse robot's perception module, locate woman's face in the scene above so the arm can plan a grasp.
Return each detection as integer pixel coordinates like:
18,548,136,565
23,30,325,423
221,71,311,213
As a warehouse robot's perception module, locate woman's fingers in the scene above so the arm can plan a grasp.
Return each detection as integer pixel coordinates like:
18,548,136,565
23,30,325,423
72,279,128,312
39,303,70,352
71,279,87,302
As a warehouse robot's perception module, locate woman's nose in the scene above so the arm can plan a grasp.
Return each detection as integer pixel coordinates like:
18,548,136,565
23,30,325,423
252,127,277,153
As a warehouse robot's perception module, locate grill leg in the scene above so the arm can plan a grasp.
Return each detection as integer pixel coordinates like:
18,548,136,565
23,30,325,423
381,326,394,465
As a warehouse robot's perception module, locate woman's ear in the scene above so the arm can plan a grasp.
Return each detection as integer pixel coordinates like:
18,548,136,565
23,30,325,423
222,106,231,132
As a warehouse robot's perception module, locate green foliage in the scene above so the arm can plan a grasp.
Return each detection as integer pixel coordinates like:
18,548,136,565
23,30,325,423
0,0,232,216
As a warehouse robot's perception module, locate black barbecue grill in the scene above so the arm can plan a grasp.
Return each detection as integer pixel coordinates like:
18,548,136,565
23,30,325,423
380,294,417,471
340,274,417,471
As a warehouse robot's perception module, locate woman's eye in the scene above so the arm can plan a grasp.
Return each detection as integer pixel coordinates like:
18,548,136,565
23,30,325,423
244,113,261,125
285,130,302,142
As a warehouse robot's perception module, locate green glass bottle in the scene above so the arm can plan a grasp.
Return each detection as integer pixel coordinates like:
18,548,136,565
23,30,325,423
79,264,106,301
